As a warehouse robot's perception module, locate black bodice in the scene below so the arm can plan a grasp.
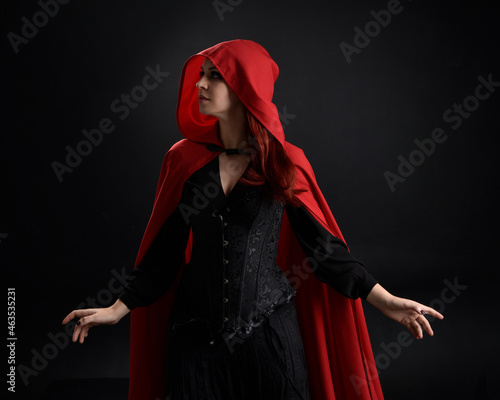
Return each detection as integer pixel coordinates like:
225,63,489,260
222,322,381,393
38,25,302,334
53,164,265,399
119,156,378,338
171,160,295,336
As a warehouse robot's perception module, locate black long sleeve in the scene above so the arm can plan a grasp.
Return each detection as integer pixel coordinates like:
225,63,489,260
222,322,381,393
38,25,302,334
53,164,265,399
118,205,191,310
285,205,378,300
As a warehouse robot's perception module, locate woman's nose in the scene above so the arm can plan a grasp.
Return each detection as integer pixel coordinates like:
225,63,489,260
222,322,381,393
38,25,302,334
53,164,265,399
196,77,208,89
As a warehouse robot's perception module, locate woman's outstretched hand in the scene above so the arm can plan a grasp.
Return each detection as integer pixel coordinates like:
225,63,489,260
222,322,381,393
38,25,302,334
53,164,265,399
366,284,444,339
61,299,130,344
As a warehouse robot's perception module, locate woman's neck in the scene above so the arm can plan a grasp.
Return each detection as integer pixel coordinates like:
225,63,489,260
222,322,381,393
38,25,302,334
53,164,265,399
218,108,247,149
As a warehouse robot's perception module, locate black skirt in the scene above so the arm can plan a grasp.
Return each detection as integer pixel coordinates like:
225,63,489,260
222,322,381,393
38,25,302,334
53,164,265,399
164,299,310,400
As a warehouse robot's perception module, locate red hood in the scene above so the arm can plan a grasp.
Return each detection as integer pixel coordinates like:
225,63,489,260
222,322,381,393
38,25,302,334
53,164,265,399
176,39,285,146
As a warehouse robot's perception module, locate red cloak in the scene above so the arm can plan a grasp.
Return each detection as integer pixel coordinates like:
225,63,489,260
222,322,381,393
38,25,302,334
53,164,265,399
127,39,384,400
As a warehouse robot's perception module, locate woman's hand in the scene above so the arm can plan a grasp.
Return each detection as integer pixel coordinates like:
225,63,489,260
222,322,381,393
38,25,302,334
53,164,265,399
366,284,444,339
61,299,130,344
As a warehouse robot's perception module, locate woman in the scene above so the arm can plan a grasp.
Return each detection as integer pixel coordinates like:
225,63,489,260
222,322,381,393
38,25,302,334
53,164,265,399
63,39,444,400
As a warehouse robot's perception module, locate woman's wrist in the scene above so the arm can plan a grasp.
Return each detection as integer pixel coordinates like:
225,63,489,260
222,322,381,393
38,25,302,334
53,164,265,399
366,283,394,312
110,299,131,321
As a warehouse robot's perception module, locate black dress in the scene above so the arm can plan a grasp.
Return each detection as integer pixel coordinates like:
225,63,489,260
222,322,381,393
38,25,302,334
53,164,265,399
119,156,378,400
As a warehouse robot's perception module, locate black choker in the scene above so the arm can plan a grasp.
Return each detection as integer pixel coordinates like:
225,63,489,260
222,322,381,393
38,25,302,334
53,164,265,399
206,143,250,155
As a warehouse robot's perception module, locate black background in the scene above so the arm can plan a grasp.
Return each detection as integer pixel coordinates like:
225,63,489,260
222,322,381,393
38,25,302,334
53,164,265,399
3,0,499,399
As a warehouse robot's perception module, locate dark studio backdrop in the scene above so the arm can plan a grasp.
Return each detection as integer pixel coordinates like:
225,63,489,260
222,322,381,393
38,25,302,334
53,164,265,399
2,0,499,399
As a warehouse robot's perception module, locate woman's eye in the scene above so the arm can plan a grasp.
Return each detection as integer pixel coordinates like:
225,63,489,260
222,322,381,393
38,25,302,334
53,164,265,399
199,70,223,80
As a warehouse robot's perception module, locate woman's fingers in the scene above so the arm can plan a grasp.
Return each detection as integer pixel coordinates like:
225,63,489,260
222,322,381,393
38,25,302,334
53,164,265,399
71,320,93,343
420,306,444,321
78,313,97,327
394,299,444,339
72,322,82,343
407,303,443,339
62,309,98,344
409,319,423,339
78,325,91,344
417,314,434,337
413,302,444,337
62,309,97,325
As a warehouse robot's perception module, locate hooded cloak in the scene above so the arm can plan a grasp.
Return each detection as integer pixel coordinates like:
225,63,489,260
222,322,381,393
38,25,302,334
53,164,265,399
127,39,384,400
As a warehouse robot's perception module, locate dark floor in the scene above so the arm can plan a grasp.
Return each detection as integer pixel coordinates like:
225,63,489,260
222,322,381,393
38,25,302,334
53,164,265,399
41,378,129,400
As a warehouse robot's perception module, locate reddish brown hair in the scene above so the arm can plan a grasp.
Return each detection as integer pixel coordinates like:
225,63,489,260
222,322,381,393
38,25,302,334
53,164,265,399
240,110,303,206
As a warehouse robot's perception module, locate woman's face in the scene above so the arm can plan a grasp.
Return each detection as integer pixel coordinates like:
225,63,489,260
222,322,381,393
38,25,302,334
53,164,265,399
196,58,242,119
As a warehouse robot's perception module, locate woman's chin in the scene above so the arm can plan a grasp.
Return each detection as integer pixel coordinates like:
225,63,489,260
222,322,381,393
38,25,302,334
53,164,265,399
198,106,211,116
198,107,219,118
